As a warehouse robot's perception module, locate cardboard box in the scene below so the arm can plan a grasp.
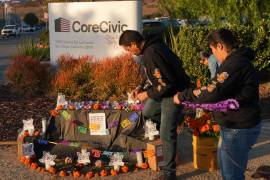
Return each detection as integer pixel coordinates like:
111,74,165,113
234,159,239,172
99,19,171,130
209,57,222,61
146,139,164,171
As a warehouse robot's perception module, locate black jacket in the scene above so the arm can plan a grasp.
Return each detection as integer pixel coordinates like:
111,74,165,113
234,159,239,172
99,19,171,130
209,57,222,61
140,36,190,100
179,47,261,129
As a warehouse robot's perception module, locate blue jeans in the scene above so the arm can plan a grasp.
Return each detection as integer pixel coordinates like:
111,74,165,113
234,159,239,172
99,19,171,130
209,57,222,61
142,97,183,177
218,123,261,180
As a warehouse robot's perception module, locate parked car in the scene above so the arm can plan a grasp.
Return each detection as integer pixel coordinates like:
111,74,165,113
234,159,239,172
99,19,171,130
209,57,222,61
1,25,20,37
21,25,31,32
29,26,36,32
142,17,180,35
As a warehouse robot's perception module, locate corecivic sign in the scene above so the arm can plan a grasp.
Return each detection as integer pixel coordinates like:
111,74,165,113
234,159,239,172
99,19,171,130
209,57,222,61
49,1,142,62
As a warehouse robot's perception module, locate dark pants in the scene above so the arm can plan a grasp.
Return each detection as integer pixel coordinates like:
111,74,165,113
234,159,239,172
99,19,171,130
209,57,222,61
142,97,183,176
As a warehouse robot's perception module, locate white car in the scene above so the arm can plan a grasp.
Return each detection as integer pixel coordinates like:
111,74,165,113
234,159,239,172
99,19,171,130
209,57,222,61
1,25,20,37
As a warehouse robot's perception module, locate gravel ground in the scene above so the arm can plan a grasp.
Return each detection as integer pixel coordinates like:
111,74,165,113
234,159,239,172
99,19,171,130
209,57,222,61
0,120,269,180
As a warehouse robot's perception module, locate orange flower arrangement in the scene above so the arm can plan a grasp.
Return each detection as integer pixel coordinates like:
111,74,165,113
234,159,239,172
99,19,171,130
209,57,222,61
23,158,31,165
85,171,94,178
23,130,30,137
100,170,107,177
110,169,118,176
30,163,38,170
185,113,219,137
56,105,63,110
73,171,81,177
59,170,66,177
121,165,129,173
34,130,40,136
20,156,26,163
48,167,56,174
141,163,149,169
50,110,59,117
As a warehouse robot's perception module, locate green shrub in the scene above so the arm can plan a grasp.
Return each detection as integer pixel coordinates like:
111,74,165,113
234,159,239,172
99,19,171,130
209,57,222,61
5,55,52,95
17,39,50,61
168,22,270,84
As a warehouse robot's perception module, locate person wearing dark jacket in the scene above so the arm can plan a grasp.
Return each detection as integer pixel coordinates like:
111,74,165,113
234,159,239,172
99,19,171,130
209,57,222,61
119,30,190,180
174,29,261,180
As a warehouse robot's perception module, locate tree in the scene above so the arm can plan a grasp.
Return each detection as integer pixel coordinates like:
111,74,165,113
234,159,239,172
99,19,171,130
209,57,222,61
157,0,270,26
24,13,39,26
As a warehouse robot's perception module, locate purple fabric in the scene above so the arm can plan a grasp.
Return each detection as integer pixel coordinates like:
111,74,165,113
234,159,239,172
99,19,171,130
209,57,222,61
181,99,239,112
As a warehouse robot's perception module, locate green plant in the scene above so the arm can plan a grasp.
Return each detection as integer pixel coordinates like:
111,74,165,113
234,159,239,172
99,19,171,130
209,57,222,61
167,23,270,84
39,30,49,46
17,39,50,61
5,55,52,95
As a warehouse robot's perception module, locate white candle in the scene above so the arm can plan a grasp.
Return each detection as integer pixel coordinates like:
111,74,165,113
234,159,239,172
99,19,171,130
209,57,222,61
29,129,34,136
136,151,143,167
114,165,120,171
45,162,51,170
41,118,46,135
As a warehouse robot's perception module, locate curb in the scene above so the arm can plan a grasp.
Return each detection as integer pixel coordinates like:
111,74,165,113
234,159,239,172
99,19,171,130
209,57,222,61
0,141,17,145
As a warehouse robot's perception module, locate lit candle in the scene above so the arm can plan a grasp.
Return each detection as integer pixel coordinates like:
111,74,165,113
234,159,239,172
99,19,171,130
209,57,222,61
114,165,120,171
136,151,143,167
41,118,46,135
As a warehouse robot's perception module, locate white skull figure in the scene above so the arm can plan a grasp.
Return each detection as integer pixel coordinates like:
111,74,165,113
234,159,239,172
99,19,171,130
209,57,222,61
77,149,90,165
22,118,35,135
39,151,57,170
56,93,68,107
109,152,124,171
144,120,159,140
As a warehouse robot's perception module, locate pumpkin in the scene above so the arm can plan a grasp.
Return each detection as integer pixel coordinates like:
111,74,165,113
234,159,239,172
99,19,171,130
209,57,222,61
59,170,66,177
141,162,149,169
34,130,40,136
24,158,31,165
213,124,220,132
100,170,107,177
48,167,56,174
20,156,26,163
23,130,30,137
93,103,100,110
121,165,129,173
36,167,42,172
69,105,76,110
30,163,38,170
73,171,81,177
110,169,118,176
50,110,59,117
85,172,94,178
56,105,63,110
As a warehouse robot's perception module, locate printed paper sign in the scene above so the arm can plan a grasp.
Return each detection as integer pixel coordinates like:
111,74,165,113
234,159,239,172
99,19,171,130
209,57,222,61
22,143,35,157
120,119,131,128
61,110,71,120
78,126,87,134
89,113,108,135
128,112,139,122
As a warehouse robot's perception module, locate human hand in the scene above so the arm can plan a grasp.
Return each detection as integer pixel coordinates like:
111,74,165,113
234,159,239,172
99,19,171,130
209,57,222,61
136,92,148,102
173,92,181,105
131,88,141,100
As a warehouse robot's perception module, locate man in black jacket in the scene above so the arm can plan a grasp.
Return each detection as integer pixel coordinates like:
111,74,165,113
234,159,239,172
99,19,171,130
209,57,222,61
119,30,190,180
174,29,261,180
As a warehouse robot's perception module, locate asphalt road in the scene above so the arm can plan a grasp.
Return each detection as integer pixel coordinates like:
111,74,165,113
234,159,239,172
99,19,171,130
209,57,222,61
0,31,41,85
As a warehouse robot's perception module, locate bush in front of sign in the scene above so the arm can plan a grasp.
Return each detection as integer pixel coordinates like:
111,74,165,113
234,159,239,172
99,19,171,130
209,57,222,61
51,54,142,101
92,54,143,101
51,55,94,101
5,55,53,96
